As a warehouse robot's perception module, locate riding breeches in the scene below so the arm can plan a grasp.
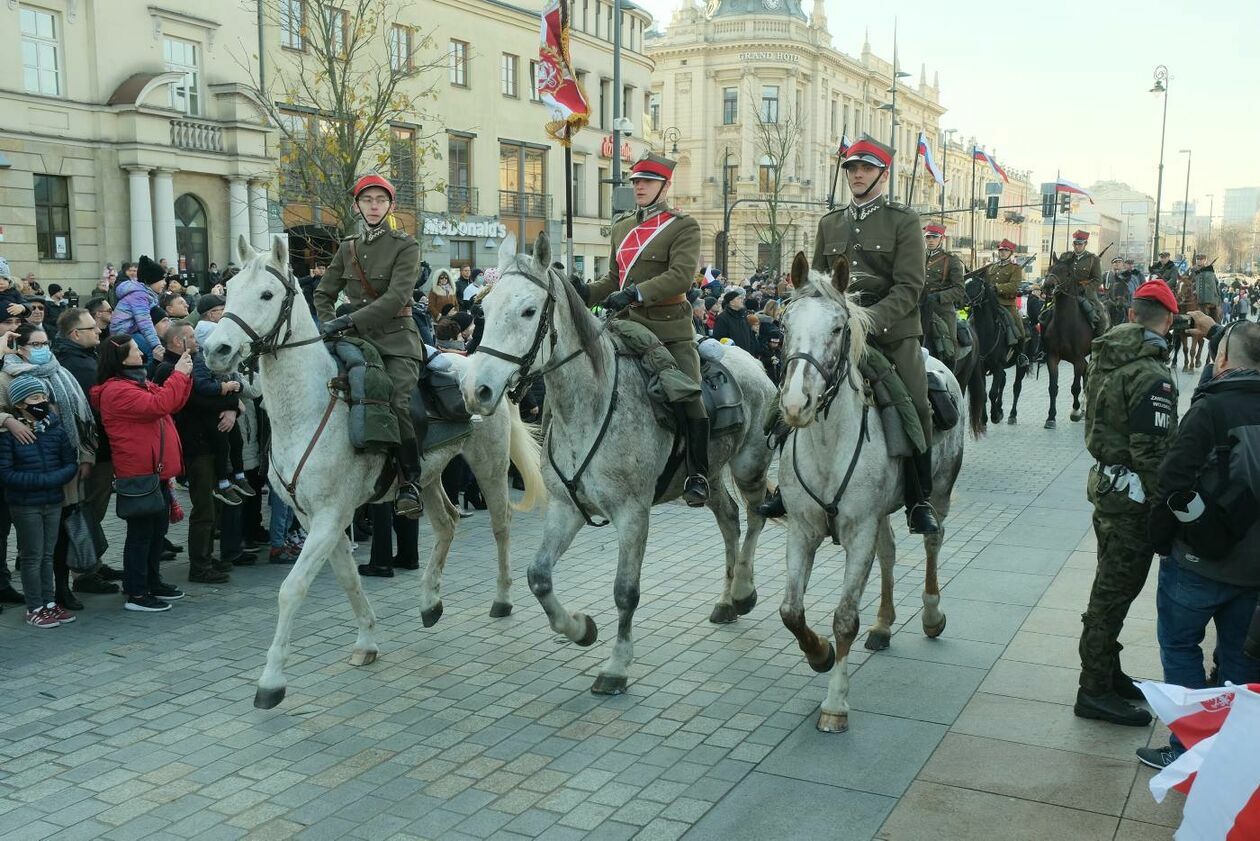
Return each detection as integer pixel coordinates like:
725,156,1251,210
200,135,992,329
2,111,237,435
1003,303,1029,342
665,338,708,421
383,355,420,443
882,337,932,449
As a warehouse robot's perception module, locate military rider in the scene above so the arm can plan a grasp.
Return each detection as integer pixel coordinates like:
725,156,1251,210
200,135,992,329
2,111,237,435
922,224,966,368
574,154,709,505
1151,250,1179,290
986,239,1029,366
315,174,425,518
1191,254,1222,321
1049,230,1109,337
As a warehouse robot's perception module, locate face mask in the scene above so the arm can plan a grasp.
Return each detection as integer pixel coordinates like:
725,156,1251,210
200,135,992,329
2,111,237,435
28,346,52,365
25,403,50,420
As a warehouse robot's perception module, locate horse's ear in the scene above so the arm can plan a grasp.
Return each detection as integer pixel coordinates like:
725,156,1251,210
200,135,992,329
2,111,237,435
532,231,552,269
790,252,810,290
831,255,850,295
498,235,518,269
1050,251,1058,264
236,234,255,266
270,235,288,271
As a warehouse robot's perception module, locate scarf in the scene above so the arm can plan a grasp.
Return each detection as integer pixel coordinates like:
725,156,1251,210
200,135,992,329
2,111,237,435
3,352,95,455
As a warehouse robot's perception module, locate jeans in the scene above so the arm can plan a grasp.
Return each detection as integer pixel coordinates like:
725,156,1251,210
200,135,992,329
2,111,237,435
1157,557,1260,689
11,504,61,610
123,487,171,597
0,496,12,588
268,481,294,549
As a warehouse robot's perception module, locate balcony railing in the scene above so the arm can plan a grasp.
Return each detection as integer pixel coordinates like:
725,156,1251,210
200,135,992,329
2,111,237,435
170,118,224,153
447,185,478,215
499,190,551,218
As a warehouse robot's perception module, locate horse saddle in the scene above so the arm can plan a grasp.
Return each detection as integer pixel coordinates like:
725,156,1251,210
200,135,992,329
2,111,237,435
700,359,745,438
955,318,974,364
411,366,473,452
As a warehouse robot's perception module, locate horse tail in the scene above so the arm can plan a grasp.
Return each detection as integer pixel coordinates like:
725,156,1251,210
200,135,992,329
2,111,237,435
507,402,546,512
968,355,987,439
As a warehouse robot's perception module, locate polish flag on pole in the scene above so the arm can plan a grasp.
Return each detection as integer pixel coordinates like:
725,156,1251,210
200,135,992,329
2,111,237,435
838,134,853,157
1054,178,1095,205
537,0,590,146
918,132,944,186
972,148,1009,184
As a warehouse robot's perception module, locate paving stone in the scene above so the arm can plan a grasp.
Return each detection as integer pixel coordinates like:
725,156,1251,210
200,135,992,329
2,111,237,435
683,772,893,841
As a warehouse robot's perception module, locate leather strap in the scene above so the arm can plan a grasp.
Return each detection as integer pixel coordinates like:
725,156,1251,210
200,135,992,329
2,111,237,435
349,240,379,301
274,392,338,516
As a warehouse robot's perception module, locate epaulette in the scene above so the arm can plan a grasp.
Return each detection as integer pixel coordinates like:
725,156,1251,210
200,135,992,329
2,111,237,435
886,200,914,214
391,229,412,240
612,211,636,224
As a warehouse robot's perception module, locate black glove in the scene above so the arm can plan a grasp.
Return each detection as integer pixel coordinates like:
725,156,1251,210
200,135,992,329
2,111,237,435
320,314,355,338
927,292,941,304
602,284,638,312
570,276,590,303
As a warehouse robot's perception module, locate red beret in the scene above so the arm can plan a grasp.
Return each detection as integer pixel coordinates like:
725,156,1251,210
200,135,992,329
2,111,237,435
923,224,946,236
1133,280,1178,313
998,239,1018,251
1072,230,1089,242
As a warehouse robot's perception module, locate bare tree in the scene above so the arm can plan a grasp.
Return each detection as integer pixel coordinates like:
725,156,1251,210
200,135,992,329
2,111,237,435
1204,223,1256,272
241,0,444,257
748,82,803,279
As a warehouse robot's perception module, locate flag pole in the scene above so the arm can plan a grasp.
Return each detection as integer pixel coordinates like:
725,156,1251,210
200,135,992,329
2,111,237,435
970,146,977,266
827,120,847,211
939,132,947,226
1050,168,1060,264
908,134,920,210
565,141,574,275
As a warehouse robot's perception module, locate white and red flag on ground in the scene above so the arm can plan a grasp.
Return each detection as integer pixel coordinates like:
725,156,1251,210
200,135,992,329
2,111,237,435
537,0,590,146
1054,177,1095,204
918,132,944,186
972,148,1009,183
1138,681,1260,839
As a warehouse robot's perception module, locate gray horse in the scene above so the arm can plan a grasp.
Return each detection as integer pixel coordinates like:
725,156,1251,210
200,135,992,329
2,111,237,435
463,232,776,695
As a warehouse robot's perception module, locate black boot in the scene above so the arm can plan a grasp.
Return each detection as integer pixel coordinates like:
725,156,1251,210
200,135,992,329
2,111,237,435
904,450,940,535
682,417,711,507
755,488,786,518
1015,340,1030,368
1074,689,1152,727
396,438,424,520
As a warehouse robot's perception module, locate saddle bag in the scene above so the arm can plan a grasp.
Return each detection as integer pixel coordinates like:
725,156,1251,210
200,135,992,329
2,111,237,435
927,371,960,432
423,367,472,422
859,348,924,457
332,339,399,453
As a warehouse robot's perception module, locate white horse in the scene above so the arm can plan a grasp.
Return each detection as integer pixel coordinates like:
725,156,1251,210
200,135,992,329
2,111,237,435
462,232,775,695
776,253,965,733
204,235,545,709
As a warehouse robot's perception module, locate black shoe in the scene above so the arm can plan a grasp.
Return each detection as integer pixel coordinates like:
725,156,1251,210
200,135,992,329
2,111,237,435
682,474,710,507
231,477,256,498
1113,671,1145,701
160,550,178,562
213,485,244,506
906,503,940,535
151,583,185,601
0,585,25,604
1074,689,1152,727
97,565,123,583
228,552,258,567
754,488,787,518
249,528,271,543
189,569,230,584
56,591,85,611
125,595,170,612
74,574,119,595
211,556,233,574
163,539,183,554
392,556,420,571
681,417,711,507
243,539,263,552
1136,745,1178,770
358,563,395,578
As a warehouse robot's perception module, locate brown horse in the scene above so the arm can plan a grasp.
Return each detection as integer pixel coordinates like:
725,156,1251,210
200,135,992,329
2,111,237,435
1173,276,1205,371
1041,254,1095,429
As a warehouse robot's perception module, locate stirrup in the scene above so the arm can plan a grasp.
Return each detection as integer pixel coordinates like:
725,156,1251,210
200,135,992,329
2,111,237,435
683,474,710,507
755,488,786,518
906,502,940,535
395,483,424,519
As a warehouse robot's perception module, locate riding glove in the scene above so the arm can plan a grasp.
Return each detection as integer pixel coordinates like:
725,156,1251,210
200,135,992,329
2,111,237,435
602,284,639,312
320,314,355,337
570,275,590,303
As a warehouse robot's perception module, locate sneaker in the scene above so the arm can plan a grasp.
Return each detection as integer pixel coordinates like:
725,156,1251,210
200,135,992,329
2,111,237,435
1137,745,1178,770
48,604,76,624
228,552,258,567
25,607,60,628
74,573,120,594
124,595,170,612
232,477,257,498
213,485,243,506
150,583,185,601
269,547,298,565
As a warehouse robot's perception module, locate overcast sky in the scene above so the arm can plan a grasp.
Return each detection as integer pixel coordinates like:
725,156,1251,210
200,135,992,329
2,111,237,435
636,0,1260,217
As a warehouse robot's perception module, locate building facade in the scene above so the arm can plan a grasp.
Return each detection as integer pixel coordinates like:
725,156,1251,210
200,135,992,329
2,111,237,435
0,1,275,293
1223,186,1260,227
932,137,1038,272
1088,181,1155,266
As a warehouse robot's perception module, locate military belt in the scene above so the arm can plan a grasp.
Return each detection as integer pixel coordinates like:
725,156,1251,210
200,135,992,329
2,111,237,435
634,294,687,307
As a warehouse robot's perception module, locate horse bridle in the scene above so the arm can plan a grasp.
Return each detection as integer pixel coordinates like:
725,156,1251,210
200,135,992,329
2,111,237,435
781,298,857,418
220,264,324,363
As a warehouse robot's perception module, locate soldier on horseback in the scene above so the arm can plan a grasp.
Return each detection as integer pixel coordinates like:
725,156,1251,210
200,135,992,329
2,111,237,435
985,239,1030,366
1040,231,1109,338
922,224,966,369
1191,254,1222,321
573,153,710,505
315,174,425,518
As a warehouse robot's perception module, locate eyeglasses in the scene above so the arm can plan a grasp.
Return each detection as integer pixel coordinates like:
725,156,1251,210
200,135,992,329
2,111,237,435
357,196,392,206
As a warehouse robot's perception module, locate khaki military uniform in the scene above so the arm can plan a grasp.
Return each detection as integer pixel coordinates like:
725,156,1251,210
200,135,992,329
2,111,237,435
987,259,1028,343
314,228,423,441
1057,249,1108,335
1193,265,1221,319
588,204,705,418
814,195,930,446
923,249,966,364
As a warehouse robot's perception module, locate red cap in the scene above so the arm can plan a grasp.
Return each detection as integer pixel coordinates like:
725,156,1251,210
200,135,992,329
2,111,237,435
998,239,1018,251
1133,280,1179,313
352,174,396,201
1071,230,1089,242
629,155,675,182
842,138,893,169
923,224,946,236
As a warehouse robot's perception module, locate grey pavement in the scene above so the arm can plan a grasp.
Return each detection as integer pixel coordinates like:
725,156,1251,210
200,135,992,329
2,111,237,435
0,362,1202,840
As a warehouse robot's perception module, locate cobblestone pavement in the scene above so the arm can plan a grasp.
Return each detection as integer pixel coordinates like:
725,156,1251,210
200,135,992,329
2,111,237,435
0,363,1202,840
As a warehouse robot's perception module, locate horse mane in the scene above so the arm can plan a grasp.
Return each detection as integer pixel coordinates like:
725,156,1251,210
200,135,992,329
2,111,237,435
792,271,874,365
502,255,606,379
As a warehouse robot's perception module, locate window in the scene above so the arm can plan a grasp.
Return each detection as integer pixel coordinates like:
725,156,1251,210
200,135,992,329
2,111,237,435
34,175,71,261
528,60,541,101
163,38,200,116
622,85,632,119
758,157,777,193
280,0,305,50
598,166,611,218
20,7,60,96
594,1,601,40
722,87,737,125
499,142,548,220
450,239,475,268
448,135,472,214
389,25,412,72
599,79,610,129
324,6,348,57
571,161,585,217
648,92,660,132
582,0,589,32
449,40,468,87
760,86,779,124
830,98,838,135
390,126,417,209
501,53,518,98
724,162,738,193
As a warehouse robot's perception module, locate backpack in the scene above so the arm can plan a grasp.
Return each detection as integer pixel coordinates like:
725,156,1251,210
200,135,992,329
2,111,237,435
1170,399,1260,561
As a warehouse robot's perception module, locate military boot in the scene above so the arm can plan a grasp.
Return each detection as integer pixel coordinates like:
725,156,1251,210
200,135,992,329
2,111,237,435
903,450,939,535
1074,689,1152,727
395,439,424,520
682,418,711,507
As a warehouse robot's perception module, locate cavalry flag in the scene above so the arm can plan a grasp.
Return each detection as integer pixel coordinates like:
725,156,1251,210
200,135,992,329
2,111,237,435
537,0,590,146
972,148,1009,184
918,132,944,186
1054,177,1095,205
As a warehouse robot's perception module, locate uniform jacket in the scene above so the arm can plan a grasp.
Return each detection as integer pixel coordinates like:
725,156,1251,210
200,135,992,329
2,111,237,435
314,228,425,361
1193,267,1221,306
987,260,1023,306
90,373,191,481
1083,324,1178,498
924,250,966,309
0,411,78,507
587,205,701,345
1152,260,1179,288
1061,250,1103,298
813,196,926,345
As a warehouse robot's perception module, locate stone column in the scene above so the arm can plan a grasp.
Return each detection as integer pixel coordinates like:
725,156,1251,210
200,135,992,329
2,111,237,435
152,168,178,266
125,166,155,260
227,177,250,258
248,180,270,250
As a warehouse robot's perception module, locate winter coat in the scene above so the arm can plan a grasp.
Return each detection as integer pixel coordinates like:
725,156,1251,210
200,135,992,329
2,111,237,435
0,411,78,507
153,353,237,460
712,308,760,356
90,373,191,480
53,337,110,462
109,279,161,354
0,287,30,319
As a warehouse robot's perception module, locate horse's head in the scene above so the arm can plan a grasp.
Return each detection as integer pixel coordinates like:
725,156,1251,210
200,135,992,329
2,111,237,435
778,252,872,428
204,234,293,373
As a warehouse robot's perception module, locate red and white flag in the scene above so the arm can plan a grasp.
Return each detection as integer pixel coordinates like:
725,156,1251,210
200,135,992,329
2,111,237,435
918,132,944,186
972,148,1009,184
537,0,590,146
1054,177,1095,205
838,134,853,157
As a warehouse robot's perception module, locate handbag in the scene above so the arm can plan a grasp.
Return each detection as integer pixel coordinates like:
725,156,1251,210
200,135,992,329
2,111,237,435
114,420,167,520
63,504,99,572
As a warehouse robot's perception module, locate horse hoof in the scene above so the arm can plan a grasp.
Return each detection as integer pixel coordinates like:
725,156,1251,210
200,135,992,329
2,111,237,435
816,711,849,733
1007,415,1018,425
489,601,513,618
348,648,378,667
865,628,891,651
991,410,1004,423
254,686,286,710
591,673,628,695
810,641,836,674
924,614,947,639
1070,412,1083,423
421,602,444,628
1044,419,1057,429
709,603,738,625
733,588,758,616
575,614,598,647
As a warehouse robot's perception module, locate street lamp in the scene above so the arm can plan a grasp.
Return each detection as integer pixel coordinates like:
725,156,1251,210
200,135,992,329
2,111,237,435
659,126,680,156
1150,65,1169,261
1178,148,1191,259
879,70,912,202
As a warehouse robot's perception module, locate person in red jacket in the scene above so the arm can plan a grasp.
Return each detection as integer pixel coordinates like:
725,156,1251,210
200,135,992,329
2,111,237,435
90,332,192,612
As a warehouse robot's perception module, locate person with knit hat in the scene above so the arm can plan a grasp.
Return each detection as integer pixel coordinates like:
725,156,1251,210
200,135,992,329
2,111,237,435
713,288,759,355
0,374,80,628
193,293,226,346
110,255,169,361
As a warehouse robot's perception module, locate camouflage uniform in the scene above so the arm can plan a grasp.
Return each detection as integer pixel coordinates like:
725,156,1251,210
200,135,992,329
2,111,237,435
1079,323,1178,697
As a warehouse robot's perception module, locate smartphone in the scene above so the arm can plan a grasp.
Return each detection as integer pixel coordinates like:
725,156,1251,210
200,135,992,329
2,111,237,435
1171,314,1192,331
